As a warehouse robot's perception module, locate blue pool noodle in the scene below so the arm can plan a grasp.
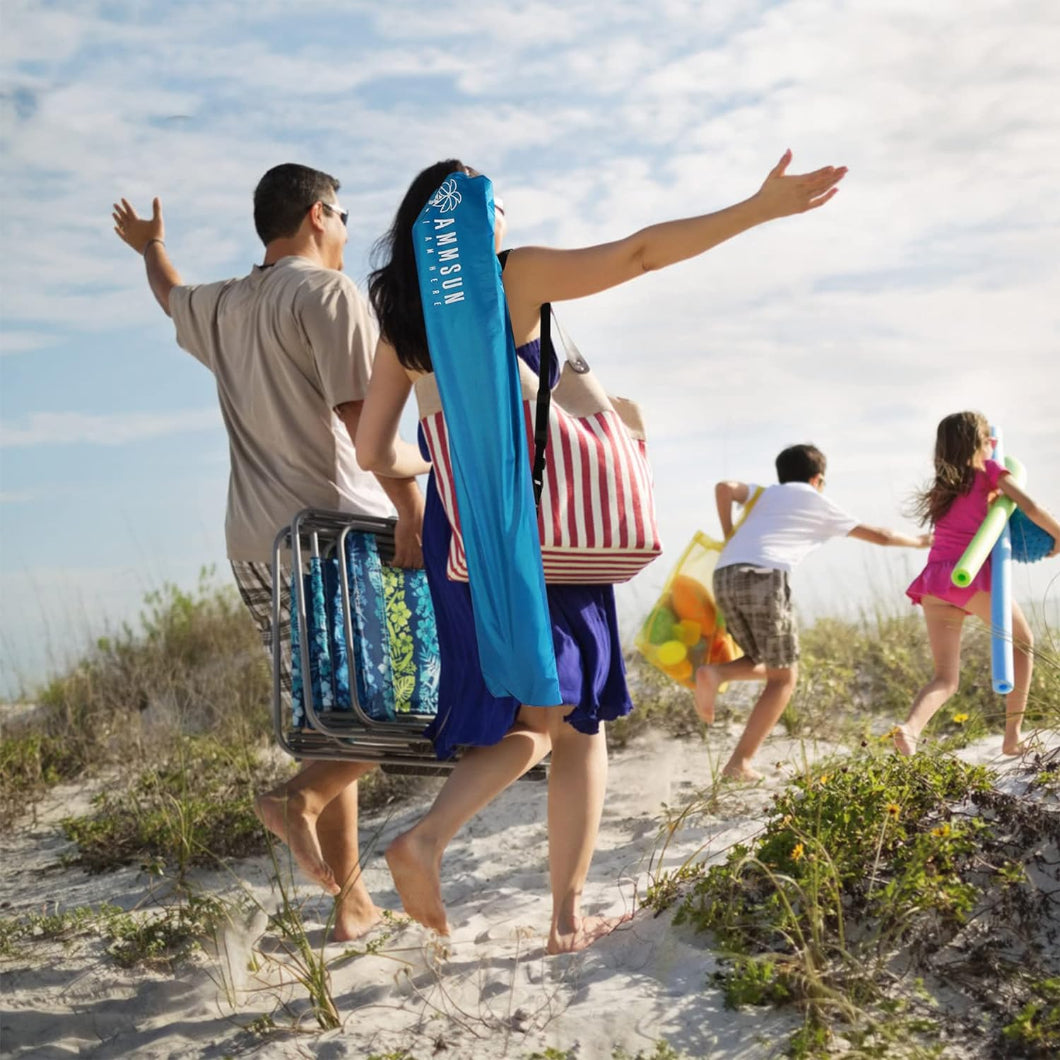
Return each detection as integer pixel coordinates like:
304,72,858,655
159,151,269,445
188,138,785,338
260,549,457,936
990,428,1014,695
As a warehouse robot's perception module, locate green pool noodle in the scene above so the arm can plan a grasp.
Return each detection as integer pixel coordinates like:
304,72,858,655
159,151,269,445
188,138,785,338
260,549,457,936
951,455,1026,587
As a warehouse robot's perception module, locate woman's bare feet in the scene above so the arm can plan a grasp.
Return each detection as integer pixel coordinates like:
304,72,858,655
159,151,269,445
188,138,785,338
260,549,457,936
1001,737,1028,756
547,912,631,955
385,830,449,935
254,790,339,895
693,665,722,724
892,725,918,757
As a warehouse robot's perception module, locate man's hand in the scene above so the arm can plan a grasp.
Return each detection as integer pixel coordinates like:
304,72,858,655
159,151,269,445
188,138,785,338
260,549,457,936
391,511,424,569
113,197,164,254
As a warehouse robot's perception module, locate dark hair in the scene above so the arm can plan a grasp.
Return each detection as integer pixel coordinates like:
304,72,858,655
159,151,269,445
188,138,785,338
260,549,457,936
912,410,990,526
253,163,340,246
775,444,827,484
368,159,466,373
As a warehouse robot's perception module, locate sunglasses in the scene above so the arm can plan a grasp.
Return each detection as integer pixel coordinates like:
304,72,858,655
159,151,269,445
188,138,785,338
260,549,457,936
318,201,349,227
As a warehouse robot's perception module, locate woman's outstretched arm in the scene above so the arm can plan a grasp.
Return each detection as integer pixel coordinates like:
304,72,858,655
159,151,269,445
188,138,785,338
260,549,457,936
502,150,845,338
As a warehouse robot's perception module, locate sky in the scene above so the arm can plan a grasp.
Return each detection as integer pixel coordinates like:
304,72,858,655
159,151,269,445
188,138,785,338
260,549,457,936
2,0,1059,698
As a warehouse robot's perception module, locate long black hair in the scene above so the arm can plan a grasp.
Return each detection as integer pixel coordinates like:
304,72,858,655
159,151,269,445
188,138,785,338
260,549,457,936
368,159,466,374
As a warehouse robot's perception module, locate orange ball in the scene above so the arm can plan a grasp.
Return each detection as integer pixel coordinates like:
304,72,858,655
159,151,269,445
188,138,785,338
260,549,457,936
670,575,717,634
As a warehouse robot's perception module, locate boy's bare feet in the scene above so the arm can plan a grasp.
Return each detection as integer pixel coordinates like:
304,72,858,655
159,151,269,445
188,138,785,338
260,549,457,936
255,791,339,895
547,912,631,955
892,725,917,757
693,665,722,724
385,830,450,935
721,761,763,782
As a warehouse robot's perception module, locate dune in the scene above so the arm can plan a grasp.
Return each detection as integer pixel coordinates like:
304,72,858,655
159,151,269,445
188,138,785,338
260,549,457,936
1,722,1056,1059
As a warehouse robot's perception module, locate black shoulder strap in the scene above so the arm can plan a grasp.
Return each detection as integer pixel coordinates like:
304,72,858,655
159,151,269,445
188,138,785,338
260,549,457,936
497,249,512,269
531,304,554,507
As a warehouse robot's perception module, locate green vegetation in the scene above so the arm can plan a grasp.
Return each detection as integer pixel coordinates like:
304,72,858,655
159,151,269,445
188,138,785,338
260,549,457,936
0,895,229,970
647,748,1060,1057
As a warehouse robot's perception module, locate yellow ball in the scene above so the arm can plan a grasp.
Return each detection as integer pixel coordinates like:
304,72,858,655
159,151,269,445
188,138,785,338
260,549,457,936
655,640,687,666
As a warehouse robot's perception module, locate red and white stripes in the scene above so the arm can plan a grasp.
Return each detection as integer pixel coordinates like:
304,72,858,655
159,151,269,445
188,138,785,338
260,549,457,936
420,402,661,584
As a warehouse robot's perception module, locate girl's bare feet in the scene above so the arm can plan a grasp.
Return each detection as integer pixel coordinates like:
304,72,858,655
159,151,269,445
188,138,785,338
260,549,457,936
892,725,918,757
254,791,339,895
385,830,450,935
547,912,631,955
721,759,763,782
693,665,722,724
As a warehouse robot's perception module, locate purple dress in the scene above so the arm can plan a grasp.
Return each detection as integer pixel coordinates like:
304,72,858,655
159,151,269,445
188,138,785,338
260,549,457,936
420,338,634,760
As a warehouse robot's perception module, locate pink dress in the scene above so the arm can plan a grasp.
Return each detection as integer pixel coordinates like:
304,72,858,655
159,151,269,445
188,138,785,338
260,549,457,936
907,459,1010,611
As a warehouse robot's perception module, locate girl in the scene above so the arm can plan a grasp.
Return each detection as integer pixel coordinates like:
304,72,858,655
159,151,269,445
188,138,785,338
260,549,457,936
897,411,1060,756
356,150,846,953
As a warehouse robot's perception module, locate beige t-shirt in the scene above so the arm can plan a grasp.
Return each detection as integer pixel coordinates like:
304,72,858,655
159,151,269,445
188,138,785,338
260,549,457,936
170,255,392,561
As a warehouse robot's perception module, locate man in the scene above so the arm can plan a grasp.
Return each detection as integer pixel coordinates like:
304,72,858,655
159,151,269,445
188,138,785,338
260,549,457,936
113,163,429,940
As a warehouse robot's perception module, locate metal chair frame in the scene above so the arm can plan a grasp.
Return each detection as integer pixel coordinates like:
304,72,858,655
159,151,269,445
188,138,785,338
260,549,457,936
271,508,545,780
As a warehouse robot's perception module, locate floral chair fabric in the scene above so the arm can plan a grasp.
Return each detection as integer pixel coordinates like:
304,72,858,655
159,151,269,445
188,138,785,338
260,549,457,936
290,529,440,727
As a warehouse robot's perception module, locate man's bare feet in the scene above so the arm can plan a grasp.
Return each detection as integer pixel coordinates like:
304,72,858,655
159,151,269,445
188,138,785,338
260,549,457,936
332,902,384,943
385,830,449,935
254,791,339,895
892,725,917,757
547,912,631,955
693,665,721,724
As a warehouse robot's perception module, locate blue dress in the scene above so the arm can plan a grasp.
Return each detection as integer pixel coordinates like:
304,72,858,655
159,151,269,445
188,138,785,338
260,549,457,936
420,338,634,760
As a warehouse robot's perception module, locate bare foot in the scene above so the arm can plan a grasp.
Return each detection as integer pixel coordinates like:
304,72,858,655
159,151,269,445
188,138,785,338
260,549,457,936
547,912,631,955
693,665,721,724
331,903,384,943
385,830,449,935
254,791,339,895
892,725,917,757
721,762,763,782
1001,738,1028,756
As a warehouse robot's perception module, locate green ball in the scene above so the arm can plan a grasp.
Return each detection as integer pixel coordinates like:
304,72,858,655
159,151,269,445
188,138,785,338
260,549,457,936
647,606,676,645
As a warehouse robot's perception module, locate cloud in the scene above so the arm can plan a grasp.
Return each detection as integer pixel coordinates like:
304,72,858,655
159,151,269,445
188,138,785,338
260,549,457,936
0,409,220,448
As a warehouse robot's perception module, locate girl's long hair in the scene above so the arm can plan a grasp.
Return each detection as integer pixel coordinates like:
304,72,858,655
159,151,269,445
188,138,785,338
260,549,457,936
368,159,465,374
912,410,990,526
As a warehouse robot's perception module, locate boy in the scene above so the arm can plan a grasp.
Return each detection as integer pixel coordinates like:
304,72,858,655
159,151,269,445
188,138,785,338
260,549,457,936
695,444,929,780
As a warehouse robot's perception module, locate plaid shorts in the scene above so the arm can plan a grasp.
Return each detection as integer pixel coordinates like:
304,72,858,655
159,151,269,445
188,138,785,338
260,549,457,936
713,564,799,670
231,560,291,699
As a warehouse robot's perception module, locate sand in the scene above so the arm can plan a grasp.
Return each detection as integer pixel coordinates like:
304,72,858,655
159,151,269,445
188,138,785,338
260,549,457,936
1,722,1055,1059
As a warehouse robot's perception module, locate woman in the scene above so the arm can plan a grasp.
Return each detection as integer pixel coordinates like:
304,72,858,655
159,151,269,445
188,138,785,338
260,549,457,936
357,150,846,952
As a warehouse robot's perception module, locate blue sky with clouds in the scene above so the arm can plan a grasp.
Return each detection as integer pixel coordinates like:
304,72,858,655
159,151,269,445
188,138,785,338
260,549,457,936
2,0,1059,696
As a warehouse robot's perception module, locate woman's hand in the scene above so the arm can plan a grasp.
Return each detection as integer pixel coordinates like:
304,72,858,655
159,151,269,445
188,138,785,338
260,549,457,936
752,150,847,220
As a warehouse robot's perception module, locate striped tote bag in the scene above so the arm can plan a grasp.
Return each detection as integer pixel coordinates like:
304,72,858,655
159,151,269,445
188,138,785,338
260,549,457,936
416,309,662,584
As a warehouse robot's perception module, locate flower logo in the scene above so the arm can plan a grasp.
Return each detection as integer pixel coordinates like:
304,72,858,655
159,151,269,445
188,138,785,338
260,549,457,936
429,179,462,212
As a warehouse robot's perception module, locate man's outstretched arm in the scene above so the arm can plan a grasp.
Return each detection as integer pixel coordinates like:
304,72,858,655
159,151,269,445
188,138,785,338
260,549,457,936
112,196,182,316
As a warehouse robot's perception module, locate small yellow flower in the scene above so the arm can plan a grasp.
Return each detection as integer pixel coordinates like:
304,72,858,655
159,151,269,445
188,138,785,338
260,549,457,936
953,713,969,725
886,803,901,818
791,842,805,862
882,726,901,742
819,775,829,785
931,824,951,838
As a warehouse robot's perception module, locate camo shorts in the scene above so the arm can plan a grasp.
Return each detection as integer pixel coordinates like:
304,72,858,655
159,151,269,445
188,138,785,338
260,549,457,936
713,564,799,670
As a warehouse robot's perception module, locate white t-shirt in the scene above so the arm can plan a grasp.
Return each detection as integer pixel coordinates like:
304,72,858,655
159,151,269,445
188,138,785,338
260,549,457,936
170,256,392,562
717,482,859,573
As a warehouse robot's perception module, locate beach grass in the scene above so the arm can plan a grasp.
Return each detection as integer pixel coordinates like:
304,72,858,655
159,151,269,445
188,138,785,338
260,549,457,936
1,575,1058,1057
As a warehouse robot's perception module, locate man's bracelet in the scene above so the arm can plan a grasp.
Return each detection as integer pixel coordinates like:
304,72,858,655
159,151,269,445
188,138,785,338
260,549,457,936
143,238,166,255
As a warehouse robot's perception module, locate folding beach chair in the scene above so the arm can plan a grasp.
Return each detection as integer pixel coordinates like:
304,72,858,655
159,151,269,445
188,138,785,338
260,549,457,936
271,508,546,779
